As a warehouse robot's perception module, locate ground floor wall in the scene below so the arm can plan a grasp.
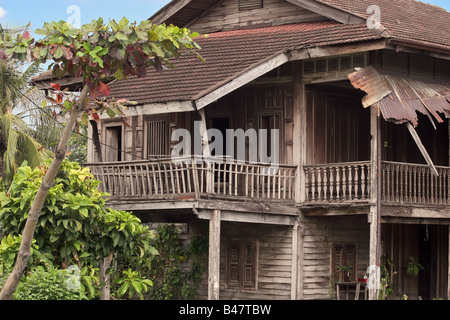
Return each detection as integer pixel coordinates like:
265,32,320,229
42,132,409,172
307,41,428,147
219,221,294,300
301,215,370,300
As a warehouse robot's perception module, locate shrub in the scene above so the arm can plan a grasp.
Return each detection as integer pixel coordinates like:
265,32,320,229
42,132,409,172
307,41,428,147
13,267,80,300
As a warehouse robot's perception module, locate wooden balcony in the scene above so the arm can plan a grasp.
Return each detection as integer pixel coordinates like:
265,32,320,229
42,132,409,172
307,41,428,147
87,156,297,203
304,161,450,206
86,158,450,208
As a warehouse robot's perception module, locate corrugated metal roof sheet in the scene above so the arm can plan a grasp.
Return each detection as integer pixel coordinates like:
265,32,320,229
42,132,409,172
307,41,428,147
348,66,450,126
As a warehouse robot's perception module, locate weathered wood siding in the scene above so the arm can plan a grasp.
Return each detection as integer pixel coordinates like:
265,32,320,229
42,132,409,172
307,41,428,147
220,221,293,299
301,215,370,300
189,0,327,33
207,81,294,164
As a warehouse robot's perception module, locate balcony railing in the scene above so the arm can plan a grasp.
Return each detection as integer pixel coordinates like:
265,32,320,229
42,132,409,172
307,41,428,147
303,161,450,205
382,161,450,205
86,159,450,207
87,156,297,203
304,161,371,203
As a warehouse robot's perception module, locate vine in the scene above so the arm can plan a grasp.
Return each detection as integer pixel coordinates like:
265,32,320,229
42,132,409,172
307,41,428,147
145,224,207,300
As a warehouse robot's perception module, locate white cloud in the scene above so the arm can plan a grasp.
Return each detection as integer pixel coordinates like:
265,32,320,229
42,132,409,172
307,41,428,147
0,7,7,18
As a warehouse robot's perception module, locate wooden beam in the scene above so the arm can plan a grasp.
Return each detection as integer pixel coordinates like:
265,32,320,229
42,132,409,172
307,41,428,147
291,218,303,299
406,122,439,176
208,209,221,300
286,0,365,24
448,225,450,300
293,62,306,203
368,105,381,300
195,52,290,109
99,101,196,119
195,209,295,225
150,0,192,25
289,40,387,61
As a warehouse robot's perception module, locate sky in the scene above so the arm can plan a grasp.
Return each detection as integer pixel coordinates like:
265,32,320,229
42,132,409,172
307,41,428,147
0,0,449,34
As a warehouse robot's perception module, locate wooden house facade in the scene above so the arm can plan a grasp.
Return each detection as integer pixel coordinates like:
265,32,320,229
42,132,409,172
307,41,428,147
38,0,450,300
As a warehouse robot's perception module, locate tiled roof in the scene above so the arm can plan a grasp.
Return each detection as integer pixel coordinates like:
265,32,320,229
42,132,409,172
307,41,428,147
317,0,450,51
109,21,384,104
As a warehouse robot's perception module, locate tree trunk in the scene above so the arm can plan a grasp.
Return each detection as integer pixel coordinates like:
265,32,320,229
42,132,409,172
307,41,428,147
0,84,89,300
99,253,112,300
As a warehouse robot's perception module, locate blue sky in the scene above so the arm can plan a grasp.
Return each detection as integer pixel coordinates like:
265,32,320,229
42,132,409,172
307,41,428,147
0,0,449,33
0,0,171,31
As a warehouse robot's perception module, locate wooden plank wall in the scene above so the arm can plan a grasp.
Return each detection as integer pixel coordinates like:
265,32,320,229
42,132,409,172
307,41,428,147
188,0,327,33
219,221,293,299
301,216,370,299
207,83,294,164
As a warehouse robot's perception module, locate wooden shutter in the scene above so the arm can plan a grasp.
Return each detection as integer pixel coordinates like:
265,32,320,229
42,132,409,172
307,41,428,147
147,119,168,157
242,242,256,288
238,0,263,11
228,242,240,288
227,241,257,289
332,243,356,282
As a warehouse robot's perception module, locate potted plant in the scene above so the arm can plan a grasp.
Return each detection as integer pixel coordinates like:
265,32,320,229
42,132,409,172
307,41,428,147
404,256,423,277
335,262,352,282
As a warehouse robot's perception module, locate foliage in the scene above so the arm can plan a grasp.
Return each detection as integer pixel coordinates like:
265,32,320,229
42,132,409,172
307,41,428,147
116,268,153,300
142,223,207,300
379,255,397,300
0,159,157,299
13,267,80,300
404,256,423,277
0,18,202,127
0,234,53,272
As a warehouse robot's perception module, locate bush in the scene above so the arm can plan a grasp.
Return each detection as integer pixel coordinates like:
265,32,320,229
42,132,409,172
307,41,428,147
13,267,81,300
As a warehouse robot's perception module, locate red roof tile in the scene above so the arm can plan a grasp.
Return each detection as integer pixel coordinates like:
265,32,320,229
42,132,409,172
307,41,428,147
317,0,450,51
109,21,383,105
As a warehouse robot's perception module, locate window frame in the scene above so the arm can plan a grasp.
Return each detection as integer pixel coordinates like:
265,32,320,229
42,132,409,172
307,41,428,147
226,240,258,290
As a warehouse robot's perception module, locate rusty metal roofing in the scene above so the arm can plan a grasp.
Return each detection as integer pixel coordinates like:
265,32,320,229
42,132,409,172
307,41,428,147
348,66,450,126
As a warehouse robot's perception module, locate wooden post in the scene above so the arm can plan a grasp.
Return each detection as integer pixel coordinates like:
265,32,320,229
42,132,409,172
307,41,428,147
448,225,450,300
293,62,307,204
291,217,303,299
208,209,221,300
368,105,381,300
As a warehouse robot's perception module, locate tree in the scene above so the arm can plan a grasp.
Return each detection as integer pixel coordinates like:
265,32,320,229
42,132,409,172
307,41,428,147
0,24,52,185
0,18,202,300
0,159,158,299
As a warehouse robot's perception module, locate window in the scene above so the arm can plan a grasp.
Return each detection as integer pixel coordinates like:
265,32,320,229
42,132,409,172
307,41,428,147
146,117,169,158
302,53,368,76
331,243,357,282
238,0,263,11
227,241,257,289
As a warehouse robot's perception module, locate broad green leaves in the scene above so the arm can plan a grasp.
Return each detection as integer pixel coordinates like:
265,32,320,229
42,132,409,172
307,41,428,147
0,18,202,98
0,159,157,299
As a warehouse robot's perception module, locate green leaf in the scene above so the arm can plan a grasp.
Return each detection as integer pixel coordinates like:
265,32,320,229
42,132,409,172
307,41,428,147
53,46,64,59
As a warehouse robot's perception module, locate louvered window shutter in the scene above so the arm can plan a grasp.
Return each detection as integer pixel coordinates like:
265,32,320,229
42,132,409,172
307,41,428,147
227,241,257,289
228,242,240,287
238,0,263,11
147,119,168,157
243,243,256,288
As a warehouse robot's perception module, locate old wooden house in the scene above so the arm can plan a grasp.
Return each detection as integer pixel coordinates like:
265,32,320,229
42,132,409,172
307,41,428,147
35,0,450,300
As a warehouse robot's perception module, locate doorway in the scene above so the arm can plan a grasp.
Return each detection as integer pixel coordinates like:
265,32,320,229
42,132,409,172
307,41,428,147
382,223,448,300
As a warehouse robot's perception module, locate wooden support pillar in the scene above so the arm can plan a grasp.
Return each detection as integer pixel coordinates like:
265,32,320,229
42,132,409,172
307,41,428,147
208,209,221,300
291,217,304,300
293,61,307,204
447,224,450,299
368,105,381,300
